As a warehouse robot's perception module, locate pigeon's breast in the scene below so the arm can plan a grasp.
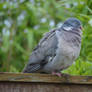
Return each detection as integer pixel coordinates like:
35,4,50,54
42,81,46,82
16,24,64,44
52,31,81,69
43,31,81,73
56,30,81,61
49,38,79,71
57,35,81,61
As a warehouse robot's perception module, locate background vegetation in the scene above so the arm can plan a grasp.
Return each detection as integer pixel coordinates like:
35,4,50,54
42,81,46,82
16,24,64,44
0,0,92,75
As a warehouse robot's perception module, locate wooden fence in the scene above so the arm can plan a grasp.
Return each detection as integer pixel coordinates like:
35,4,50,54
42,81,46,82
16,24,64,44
0,72,92,92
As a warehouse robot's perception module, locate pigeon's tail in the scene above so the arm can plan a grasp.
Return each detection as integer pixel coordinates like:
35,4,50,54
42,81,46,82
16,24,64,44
23,64,42,73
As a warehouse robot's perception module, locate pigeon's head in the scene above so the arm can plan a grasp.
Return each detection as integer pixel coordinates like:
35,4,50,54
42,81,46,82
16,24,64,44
62,18,82,31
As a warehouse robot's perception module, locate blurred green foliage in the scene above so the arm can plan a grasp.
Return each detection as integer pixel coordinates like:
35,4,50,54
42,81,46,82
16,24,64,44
0,0,92,75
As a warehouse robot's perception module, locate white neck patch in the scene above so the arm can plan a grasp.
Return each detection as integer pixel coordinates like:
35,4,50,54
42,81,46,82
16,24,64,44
63,26,73,31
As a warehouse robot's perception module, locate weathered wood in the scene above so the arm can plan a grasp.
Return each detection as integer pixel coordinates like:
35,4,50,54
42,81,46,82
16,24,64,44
0,73,92,92
0,82,92,92
0,72,92,84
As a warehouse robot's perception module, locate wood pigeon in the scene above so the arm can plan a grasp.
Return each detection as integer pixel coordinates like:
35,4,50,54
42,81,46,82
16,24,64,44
23,18,82,76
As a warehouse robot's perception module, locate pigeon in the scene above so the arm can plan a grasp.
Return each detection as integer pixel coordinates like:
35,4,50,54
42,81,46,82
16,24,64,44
23,18,82,76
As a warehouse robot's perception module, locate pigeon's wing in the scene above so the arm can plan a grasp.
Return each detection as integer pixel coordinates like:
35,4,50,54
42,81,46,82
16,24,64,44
23,29,58,73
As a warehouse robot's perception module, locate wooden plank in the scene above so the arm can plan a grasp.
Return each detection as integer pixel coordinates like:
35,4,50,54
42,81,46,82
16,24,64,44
0,72,92,84
0,82,92,92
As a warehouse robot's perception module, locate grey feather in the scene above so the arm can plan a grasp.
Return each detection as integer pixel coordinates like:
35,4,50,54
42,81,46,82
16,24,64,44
23,29,58,73
23,64,41,73
42,29,82,73
23,18,82,74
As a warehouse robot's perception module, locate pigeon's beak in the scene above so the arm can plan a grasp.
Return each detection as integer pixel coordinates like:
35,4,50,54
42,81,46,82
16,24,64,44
80,26,83,30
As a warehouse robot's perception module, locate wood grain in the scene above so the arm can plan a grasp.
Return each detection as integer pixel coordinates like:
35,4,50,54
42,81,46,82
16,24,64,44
0,72,92,84
0,73,92,92
0,82,92,92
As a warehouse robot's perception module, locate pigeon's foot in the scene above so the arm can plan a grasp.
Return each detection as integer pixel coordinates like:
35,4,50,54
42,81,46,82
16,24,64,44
52,72,70,77
52,72,62,77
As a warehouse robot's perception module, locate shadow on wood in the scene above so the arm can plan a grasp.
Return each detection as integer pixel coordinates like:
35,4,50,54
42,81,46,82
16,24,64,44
0,72,92,92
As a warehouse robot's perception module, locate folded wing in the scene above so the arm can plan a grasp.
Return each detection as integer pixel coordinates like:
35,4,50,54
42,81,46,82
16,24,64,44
23,29,58,73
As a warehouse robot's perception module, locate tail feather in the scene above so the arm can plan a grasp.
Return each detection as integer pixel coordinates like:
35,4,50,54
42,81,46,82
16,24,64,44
23,64,41,73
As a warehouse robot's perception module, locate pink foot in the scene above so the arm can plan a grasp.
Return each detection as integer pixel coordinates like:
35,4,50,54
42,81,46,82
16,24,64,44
52,72,62,77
